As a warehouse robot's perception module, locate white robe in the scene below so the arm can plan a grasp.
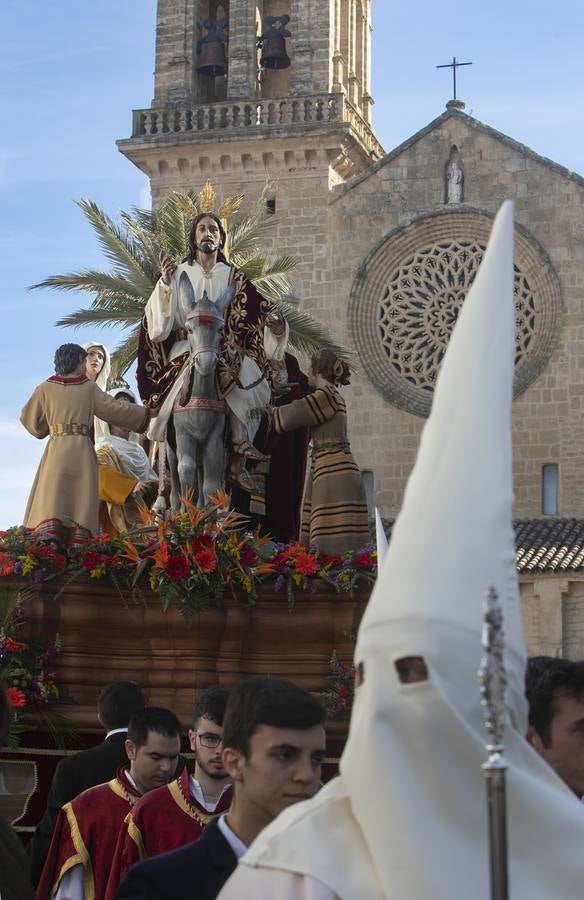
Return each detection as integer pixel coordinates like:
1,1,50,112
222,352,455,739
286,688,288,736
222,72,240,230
218,867,338,900
217,777,381,900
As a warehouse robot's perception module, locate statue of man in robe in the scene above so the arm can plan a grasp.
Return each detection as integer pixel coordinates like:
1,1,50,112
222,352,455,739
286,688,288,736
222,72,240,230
137,213,308,541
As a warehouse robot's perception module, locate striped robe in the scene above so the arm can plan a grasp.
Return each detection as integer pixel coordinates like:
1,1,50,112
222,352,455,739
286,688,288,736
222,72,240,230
273,386,369,554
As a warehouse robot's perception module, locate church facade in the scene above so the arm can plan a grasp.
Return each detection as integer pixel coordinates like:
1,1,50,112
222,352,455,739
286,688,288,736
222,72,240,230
118,0,584,658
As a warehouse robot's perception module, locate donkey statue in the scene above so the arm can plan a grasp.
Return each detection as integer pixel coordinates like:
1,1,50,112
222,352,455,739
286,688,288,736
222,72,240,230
165,272,235,510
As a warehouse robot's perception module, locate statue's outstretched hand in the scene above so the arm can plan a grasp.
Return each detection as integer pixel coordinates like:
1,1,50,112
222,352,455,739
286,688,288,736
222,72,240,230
271,380,292,398
265,311,286,337
160,254,177,285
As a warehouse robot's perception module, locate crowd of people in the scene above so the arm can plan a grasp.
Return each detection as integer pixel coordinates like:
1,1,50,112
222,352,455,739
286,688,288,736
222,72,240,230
1,654,582,900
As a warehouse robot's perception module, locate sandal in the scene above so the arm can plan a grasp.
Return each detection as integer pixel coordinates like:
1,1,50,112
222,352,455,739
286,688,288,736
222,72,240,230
232,439,270,463
229,466,261,494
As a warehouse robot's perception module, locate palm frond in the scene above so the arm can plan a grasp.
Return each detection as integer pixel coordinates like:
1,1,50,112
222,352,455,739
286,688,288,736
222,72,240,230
239,254,298,302
277,300,357,367
119,213,161,278
56,307,142,329
155,192,193,260
31,271,146,299
130,206,157,232
75,199,154,297
109,329,141,380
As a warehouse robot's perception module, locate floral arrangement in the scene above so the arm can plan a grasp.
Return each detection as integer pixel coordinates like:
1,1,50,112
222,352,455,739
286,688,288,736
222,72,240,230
0,494,377,619
321,650,356,718
122,491,276,619
0,527,68,580
1,591,66,746
271,541,376,609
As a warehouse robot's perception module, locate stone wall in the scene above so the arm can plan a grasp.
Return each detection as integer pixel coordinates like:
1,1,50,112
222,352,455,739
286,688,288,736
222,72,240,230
324,111,584,520
520,576,584,659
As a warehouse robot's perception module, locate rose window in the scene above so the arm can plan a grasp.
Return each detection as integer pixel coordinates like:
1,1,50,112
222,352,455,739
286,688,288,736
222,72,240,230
349,211,561,417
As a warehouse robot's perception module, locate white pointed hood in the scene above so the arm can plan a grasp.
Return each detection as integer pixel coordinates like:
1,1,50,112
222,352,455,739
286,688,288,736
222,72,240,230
374,508,389,568
340,200,584,899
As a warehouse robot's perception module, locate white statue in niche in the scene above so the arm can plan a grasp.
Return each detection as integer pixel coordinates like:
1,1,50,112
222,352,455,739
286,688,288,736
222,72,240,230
445,146,464,204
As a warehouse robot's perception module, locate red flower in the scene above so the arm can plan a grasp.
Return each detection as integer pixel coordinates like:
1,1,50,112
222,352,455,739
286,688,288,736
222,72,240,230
239,546,257,567
53,553,67,571
195,548,218,574
338,685,349,701
271,552,288,573
165,555,190,581
0,552,15,576
353,552,375,571
6,687,26,708
319,553,342,568
281,542,304,560
294,552,319,576
191,535,214,554
3,637,27,652
34,544,55,560
82,550,101,571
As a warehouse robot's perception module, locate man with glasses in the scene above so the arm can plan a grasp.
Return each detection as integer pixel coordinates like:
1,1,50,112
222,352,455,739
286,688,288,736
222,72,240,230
106,688,232,898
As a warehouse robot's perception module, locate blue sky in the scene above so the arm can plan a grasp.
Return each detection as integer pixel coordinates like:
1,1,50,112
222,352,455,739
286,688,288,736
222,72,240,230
1,0,583,526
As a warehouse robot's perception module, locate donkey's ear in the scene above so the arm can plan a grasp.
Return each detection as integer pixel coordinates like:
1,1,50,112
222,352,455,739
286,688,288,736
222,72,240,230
179,271,196,309
215,283,236,316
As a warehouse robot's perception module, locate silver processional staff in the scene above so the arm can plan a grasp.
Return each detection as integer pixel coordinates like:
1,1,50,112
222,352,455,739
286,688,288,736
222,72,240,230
478,585,510,900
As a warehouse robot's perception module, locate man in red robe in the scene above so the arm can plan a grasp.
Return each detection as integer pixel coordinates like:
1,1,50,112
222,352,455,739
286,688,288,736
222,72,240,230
37,707,181,900
105,688,232,899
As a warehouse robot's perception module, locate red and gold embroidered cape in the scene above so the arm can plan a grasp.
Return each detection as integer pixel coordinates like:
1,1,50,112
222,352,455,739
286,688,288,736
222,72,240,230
105,768,232,899
36,767,141,900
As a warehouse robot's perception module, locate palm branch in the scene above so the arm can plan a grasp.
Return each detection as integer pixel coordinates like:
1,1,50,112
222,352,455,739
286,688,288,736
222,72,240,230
31,187,352,380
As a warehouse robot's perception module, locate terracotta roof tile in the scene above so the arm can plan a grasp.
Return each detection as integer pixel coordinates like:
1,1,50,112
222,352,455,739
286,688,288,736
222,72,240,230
380,518,584,574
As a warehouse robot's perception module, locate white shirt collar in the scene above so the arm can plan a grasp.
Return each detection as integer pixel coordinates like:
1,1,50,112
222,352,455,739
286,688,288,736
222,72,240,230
105,728,127,740
189,775,231,812
217,814,247,859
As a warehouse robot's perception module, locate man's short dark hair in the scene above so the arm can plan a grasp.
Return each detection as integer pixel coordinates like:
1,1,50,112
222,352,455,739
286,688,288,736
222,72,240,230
526,656,584,746
222,677,326,758
98,681,146,731
54,343,86,376
193,686,230,728
127,706,181,748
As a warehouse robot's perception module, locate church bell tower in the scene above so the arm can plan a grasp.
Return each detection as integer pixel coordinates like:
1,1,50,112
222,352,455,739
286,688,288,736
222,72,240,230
117,0,383,207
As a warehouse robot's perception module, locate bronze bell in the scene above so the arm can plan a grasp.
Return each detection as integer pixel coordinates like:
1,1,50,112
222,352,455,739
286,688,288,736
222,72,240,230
196,18,228,77
259,15,291,70
196,40,228,77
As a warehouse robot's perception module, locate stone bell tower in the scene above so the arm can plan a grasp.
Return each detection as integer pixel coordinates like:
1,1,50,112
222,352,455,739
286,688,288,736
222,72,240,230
117,0,383,307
